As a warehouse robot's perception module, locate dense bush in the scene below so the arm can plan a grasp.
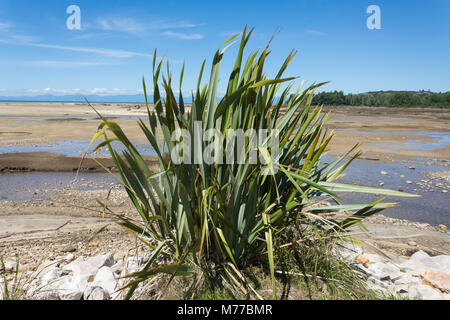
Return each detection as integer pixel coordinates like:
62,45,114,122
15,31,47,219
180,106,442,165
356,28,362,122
91,27,418,299
312,90,450,108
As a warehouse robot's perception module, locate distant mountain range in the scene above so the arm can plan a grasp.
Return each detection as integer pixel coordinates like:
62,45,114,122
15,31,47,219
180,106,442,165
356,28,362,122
0,90,442,104
0,94,152,103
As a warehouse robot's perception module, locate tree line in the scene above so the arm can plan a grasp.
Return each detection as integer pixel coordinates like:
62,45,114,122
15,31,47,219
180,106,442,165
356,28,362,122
310,90,450,108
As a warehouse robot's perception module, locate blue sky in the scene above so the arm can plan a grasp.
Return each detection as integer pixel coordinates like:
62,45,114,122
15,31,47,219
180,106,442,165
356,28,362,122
0,0,449,97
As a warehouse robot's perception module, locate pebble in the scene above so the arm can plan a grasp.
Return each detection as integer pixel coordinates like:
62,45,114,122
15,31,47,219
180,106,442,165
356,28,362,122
65,253,75,262
62,246,77,253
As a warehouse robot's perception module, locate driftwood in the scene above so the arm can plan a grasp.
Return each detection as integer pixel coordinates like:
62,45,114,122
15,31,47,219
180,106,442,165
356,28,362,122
54,220,71,231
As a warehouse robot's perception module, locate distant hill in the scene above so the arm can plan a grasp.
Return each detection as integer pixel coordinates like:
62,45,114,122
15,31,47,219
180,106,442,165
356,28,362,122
311,90,449,108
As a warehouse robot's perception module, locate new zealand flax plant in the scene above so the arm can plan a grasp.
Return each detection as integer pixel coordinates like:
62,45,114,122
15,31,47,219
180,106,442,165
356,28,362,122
89,26,418,299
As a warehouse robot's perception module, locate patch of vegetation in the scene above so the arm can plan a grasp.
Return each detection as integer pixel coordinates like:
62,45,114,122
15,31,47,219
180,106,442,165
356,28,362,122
311,90,450,108
90,26,418,300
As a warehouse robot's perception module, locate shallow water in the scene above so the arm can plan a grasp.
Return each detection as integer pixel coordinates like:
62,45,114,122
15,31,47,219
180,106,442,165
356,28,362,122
337,130,450,151
0,114,146,120
322,156,450,227
0,155,448,226
0,172,116,201
0,140,158,157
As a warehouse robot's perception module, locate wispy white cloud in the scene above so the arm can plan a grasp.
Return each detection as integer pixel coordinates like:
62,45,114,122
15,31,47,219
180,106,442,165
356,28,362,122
0,35,153,58
0,21,12,31
0,60,116,68
98,18,145,33
31,43,153,58
163,31,204,40
95,16,205,33
306,29,327,36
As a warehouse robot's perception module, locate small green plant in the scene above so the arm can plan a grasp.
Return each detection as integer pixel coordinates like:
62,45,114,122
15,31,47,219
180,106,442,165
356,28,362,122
90,26,419,300
1,257,28,300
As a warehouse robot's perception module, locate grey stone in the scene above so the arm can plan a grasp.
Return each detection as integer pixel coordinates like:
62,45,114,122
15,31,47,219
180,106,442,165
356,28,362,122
408,284,442,300
62,246,77,253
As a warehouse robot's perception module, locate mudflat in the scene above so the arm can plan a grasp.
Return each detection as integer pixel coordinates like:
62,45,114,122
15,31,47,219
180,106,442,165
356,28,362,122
0,103,449,169
0,102,449,267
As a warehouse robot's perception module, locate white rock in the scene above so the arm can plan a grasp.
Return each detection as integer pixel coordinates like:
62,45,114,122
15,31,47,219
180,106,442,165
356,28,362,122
125,257,141,274
338,242,363,262
410,250,430,261
366,276,392,294
90,266,117,295
408,284,442,300
72,273,93,293
3,260,16,272
429,255,450,273
49,276,83,300
65,253,75,262
393,273,421,286
62,257,85,275
399,252,441,275
365,253,389,264
41,269,61,284
33,260,61,280
111,260,124,275
367,262,387,277
84,286,111,300
63,254,114,278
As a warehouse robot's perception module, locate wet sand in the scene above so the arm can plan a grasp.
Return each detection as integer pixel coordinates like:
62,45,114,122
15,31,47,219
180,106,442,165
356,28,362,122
0,103,449,167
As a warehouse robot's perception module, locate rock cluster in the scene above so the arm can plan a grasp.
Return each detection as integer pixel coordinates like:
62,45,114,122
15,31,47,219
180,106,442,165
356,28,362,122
16,253,149,300
341,243,450,300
